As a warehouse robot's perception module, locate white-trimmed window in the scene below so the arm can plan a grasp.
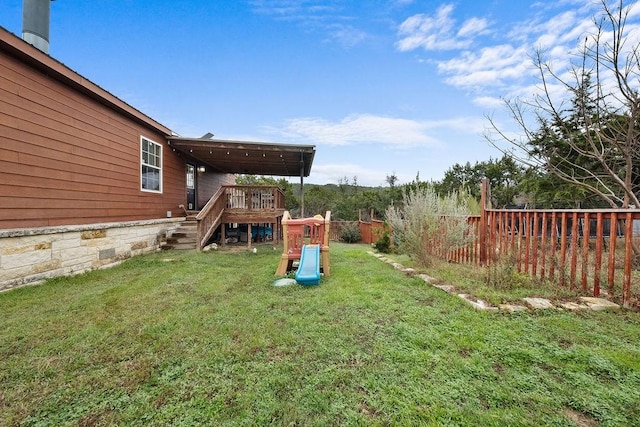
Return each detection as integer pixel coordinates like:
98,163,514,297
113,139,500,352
141,136,162,192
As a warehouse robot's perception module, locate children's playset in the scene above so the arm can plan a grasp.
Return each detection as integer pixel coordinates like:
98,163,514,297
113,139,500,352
275,211,331,286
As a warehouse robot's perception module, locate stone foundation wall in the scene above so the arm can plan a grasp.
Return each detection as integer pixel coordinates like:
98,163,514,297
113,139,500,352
0,218,184,292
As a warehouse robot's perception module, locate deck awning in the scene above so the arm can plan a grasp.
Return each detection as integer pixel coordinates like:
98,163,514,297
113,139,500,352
167,137,316,177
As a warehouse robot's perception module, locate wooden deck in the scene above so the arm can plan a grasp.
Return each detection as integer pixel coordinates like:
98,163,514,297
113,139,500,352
222,185,285,223
196,185,285,249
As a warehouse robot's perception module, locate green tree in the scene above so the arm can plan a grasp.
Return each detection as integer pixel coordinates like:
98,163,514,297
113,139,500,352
433,156,525,207
486,0,640,208
303,186,335,216
235,175,299,212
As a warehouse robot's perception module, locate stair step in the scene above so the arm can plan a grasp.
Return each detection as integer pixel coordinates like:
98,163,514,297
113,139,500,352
171,232,196,238
164,218,199,250
162,243,197,250
167,235,196,242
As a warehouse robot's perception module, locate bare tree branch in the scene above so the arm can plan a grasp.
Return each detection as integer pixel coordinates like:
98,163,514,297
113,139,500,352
485,0,640,208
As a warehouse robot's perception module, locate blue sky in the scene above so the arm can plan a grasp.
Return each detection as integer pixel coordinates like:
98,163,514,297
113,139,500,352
2,1,639,186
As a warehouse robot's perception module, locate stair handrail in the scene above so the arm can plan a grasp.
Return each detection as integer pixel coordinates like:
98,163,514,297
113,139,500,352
195,185,286,250
195,187,227,250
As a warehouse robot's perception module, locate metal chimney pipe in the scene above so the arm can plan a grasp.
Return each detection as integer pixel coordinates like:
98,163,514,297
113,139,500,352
22,0,52,54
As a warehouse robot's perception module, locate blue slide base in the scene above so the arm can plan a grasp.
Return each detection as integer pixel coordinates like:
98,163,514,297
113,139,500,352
295,244,321,286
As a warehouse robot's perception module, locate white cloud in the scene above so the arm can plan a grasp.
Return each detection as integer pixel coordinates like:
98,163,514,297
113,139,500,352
324,24,368,47
248,0,368,47
264,113,485,148
629,1,640,19
437,44,533,90
249,0,341,19
308,163,387,186
393,0,415,6
307,162,419,187
396,3,488,52
397,1,615,102
267,114,440,146
472,96,504,109
457,17,490,38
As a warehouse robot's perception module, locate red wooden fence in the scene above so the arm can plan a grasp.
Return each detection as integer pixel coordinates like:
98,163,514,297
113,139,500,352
442,180,639,308
329,219,387,244
359,219,386,244
473,209,640,308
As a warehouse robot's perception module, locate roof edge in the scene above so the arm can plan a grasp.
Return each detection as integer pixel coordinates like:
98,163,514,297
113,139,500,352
168,136,316,151
0,26,172,137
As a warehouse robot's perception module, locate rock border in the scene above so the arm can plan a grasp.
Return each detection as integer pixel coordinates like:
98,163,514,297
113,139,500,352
367,251,620,313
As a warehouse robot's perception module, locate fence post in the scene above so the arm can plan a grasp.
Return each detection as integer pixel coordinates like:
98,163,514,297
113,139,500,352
623,212,633,308
479,178,490,265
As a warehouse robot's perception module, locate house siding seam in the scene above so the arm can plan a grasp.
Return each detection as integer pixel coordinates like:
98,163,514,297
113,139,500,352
0,218,183,292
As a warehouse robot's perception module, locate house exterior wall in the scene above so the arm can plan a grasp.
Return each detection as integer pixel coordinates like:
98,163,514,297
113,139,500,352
0,218,183,292
0,29,194,289
0,35,185,230
196,170,236,210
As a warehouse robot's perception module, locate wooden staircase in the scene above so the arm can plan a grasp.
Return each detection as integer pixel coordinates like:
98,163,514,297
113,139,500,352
163,215,198,250
162,186,286,251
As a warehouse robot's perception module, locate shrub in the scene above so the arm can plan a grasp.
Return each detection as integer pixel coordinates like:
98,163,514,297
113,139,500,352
485,252,531,289
339,223,361,243
373,231,392,253
385,186,474,267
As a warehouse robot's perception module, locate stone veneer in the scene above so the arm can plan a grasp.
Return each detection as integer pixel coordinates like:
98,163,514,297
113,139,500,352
0,218,184,292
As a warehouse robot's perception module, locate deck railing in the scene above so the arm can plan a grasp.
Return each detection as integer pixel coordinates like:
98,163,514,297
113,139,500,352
223,185,284,211
195,185,285,250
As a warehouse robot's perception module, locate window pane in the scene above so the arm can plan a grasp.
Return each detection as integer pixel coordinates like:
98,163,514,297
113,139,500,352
148,171,158,191
141,165,148,188
141,138,161,192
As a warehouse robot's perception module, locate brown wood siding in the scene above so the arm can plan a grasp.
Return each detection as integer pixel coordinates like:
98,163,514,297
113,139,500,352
0,50,185,229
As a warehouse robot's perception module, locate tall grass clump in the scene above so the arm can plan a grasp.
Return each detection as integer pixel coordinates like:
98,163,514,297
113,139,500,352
386,186,475,267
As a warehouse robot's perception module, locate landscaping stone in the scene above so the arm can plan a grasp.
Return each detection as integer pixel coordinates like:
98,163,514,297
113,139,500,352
499,304,527,312
417,273,436,283
368,251,624,313
433,284,455,294
522,297,555,309
558,302,589,311
579,297,620,311
458,294,498,311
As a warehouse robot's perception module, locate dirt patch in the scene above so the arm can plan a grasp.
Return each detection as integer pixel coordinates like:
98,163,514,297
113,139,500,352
563,408,598,427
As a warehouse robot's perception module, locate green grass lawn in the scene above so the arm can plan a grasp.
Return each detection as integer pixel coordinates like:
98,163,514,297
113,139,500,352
1,243,640,426
383,252,633,308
